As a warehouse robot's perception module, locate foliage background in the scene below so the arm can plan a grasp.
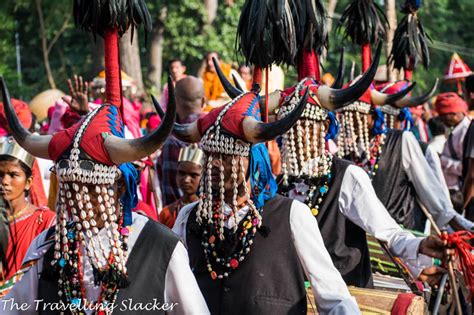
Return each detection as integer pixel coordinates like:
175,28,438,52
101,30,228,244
0,0,472,101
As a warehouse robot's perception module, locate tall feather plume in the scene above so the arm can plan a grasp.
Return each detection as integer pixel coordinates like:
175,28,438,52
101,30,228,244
236,0,298,68
388,0,431,72
336,0,388,45
73,0,153,41
292,0,327,54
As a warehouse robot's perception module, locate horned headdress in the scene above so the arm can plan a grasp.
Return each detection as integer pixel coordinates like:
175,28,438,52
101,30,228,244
0,0,175,309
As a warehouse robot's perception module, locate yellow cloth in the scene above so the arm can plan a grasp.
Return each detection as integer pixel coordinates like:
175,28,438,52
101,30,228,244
202,63,232,101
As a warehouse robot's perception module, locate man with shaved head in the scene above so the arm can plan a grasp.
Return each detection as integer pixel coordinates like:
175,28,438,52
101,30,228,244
175,76,205,122
157,76,205,207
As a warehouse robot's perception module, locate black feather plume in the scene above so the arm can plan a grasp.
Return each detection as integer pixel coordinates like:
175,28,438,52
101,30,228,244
292,0,327,54
388,1,431,71
336,0,388,45
236,0,327,68
73,0,152,40
236,0,298,68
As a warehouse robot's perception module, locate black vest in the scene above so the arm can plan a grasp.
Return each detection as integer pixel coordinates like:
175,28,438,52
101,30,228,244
37,219,179,314
186,195,306,315
315,157,373,288
372,130,417,229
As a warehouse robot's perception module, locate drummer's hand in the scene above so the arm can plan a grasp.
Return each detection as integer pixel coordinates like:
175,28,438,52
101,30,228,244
418,266,447,288
419,235,447,259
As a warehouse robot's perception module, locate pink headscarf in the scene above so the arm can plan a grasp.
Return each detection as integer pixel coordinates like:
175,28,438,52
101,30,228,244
48,98,69,135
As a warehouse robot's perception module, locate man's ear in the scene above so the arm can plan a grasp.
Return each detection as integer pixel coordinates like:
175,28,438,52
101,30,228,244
25,176,33,191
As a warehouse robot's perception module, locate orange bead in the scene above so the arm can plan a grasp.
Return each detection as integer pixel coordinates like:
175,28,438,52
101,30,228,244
209,235,216,244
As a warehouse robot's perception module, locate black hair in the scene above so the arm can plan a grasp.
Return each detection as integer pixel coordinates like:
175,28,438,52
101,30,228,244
205,51,219,59
0,155,33,196
168,58,184,68
428,117,446,137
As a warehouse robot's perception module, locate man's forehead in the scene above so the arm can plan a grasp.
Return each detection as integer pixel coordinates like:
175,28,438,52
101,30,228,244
178,161,202,170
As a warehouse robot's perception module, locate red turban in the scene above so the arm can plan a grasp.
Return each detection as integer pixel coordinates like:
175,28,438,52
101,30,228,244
0,98,33,136
435,92,468,115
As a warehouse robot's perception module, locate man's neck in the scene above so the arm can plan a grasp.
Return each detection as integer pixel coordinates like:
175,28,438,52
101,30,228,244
177,111,200,123
181,194,199,204
222,189,249,208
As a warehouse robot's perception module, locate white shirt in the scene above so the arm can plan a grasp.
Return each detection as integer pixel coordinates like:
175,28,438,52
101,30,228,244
424,144,451,200
429,135,447,155
3,213,210,315
401,131,473,229
440,116,471,189
339,164,432,277
173,201,361,315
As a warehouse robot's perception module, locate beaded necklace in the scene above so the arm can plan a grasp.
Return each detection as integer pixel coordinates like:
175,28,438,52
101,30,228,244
280,153,334,217
355,133,386,179
201,200,261,280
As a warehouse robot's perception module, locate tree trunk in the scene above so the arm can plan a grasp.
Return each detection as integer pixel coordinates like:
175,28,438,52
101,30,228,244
326,0,338,34
120,29,145,96
321,0,338,62
384,0,398,82
148,7,167,91
35,0,56,89
204,0,218,26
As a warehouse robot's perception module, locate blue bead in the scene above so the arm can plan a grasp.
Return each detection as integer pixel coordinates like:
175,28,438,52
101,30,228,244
58,258,66,268
71,298,81,306
319,186,328,194
67,231,75,240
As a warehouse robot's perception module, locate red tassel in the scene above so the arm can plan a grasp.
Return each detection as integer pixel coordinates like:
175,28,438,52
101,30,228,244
441,231,474,298
405,69,413,81
313,52,321,82
362,43,372,73
253,66,263,86
298,50,318,81
104,29,121,107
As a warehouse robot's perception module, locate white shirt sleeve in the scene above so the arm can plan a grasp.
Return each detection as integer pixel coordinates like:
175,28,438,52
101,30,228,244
339,165,432,277
401,131,459,227
289,200,360,314
424,145,451,198
164,242,210,315
339,165,423,260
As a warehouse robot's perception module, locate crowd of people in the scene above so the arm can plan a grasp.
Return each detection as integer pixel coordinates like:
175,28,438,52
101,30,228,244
0,0,473,314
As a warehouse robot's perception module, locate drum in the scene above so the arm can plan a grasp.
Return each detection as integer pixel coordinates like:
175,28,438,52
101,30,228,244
306,286,427,314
